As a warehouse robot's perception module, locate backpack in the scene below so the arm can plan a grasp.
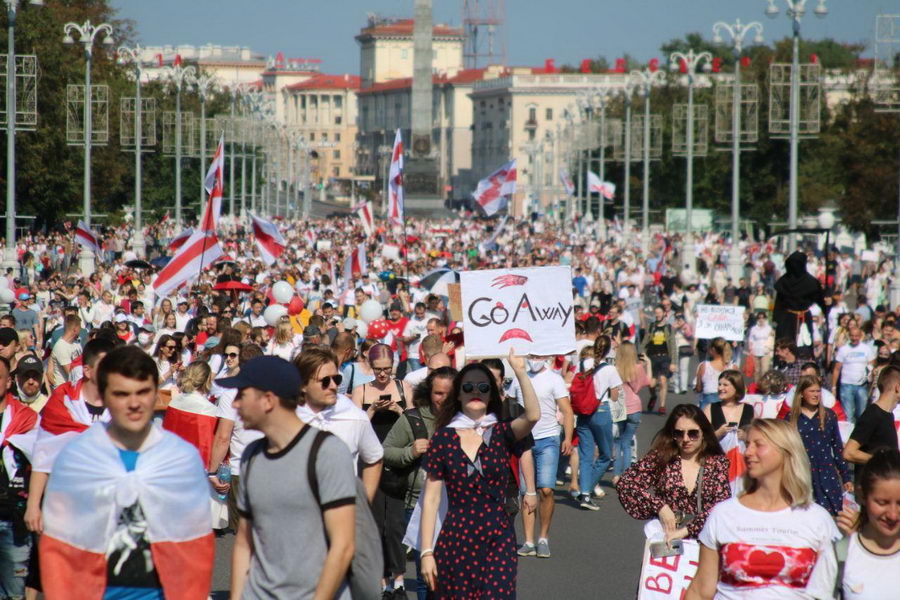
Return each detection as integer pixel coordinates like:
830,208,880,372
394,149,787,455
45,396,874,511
570,360,610,416
309,429,383,600
379,408,429,498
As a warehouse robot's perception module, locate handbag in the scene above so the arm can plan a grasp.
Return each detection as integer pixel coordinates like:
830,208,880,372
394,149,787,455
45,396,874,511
610,384,629,423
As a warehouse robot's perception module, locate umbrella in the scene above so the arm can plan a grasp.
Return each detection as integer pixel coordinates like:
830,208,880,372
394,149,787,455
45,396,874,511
418,268,459,297
149,256,171,268
213,281,254,292
125,259,152,270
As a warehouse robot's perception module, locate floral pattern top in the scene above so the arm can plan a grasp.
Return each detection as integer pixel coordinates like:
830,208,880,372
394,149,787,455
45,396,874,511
616,450,732,538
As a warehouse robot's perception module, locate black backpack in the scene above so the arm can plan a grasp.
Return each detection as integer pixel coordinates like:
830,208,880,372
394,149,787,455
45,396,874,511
379,408,429,498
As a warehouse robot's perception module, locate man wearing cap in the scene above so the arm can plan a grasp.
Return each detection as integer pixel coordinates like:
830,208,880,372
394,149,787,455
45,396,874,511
15,354,48,413
219,356,357,600
11,294,38,341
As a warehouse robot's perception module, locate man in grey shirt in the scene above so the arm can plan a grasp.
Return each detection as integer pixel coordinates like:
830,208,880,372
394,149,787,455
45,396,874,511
217,356,356,600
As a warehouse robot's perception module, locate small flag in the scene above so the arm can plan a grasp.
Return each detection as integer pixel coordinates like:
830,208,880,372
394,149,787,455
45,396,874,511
167,228,194,252
587,171,616,200
355,201,375,237
200,133,225,233
559,168,575,196
472,160,517,217
249,212,286,266
342,243,367,290
74,221,101,254
154,231,224,298
387,129,404,227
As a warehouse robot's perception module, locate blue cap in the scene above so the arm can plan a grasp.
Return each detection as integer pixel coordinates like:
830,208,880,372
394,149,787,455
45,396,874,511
215,356,301,400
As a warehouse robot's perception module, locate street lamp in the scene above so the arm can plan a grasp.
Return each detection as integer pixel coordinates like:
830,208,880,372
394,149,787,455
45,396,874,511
630,66,666,253
713,19,765,281
116,45,147,257
591,88,611,236
63,19,113,276
227,84,244,216
161,57,195,231
621,81,637,247
3,0,41,273
765,0,828,251
668,49,712,273
191,72,216,213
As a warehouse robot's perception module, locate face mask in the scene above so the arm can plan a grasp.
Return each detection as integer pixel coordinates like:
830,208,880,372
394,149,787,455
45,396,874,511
138,333,152,345
526,359,546,373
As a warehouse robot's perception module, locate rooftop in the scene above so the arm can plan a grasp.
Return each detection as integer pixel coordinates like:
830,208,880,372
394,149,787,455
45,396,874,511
356,17,463,41
286,73,361,91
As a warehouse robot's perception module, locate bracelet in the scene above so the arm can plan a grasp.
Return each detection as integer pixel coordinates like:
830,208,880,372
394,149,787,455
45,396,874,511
420,548,434,558
207,472,218,477
525,491,537,497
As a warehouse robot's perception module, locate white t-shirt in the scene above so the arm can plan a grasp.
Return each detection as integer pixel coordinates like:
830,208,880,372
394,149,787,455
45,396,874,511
835,343,875,385
698,497,840,600
213,383,264,476
510,368,569,440
842,532,900,600
50,338,81,388
404,366,429,390
592,363,623,403
402,316,429,358
296,394,383,473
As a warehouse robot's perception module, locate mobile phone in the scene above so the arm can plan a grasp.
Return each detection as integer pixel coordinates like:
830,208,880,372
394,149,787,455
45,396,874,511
649,540,684,559
378,394,392,403
727,421,738,428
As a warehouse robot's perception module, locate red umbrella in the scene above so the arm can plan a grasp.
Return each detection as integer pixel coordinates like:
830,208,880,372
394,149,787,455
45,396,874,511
213,281,253,292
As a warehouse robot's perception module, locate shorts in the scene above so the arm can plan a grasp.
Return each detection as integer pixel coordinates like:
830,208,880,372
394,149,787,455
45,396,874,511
649,355,671,378
531,435,561,490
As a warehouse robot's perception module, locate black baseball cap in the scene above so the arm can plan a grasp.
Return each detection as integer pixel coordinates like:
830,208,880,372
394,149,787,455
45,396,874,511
0,328,18,347
15,354,42,377
215,356,301,400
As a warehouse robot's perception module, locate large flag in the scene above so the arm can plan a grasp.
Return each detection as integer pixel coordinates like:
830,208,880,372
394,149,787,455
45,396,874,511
200,133,225,233
249,212,286,266
167,227,194,252
74,221,101,254
587,171,616,200
559,168,575,196
387,129,404,226
162,392,219,469
153,231,224,298
32,381,109,474
472,160,517,217
355,201,375,237
0,394,38,481
342,243,367,289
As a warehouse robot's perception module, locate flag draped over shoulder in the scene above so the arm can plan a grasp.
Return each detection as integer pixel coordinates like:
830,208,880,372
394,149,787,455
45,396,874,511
472,160,516,217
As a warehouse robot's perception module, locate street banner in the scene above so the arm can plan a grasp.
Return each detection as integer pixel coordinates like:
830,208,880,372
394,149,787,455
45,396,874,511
695,304,746,342
460,265,575,358
637,538,700,599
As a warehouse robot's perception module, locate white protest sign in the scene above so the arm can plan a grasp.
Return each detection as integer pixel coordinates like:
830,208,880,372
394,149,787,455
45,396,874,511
460,265,576,358
741,394,786,419
695,304,746,342
381,244,401,261
315,240,332,252
861,250,877,263
637,539,700,599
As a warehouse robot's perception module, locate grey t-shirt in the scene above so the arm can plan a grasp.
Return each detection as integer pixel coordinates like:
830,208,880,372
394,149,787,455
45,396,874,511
238,425,356,600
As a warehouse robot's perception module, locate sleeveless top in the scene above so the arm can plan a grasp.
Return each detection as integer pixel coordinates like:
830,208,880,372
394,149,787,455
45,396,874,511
362,379,408,442
700,361,727,394
709,402,754,430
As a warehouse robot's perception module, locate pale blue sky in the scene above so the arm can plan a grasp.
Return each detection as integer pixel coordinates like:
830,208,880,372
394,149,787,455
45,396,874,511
112,1,889,74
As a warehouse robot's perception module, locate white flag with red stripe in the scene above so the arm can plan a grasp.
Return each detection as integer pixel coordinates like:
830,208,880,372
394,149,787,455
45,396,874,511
342,243,367,290
387,129,404,226
153,231,224,298
74,221,101,254
200,133,225,233
167,227,193,252
587,171,616,200
472,160,516,216
559,167,575,196
249,212,286,266
355,201,375,236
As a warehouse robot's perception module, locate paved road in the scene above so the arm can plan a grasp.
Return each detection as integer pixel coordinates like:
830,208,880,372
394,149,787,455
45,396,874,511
210,395,687,599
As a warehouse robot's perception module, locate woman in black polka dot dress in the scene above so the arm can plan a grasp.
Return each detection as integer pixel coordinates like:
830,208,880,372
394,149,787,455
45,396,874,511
419,349,541,599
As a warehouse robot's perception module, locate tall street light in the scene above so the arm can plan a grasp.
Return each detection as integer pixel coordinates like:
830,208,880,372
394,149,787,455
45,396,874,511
713,19,765,281
161,57,195,232
765,0,828,251
621,81,637,247
668,49,712,273
191,72,216,210
630,65,666,253
4,0,42,273
591,88,610,237
117,44,147,257
63,19,113,276
227,84,244,216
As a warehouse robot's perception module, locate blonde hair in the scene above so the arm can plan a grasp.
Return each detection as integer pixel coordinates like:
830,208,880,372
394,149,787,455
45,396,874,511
709,337,732,364
741,418,813,508
180,361,212,394
616,341,638,384
275,321,294,344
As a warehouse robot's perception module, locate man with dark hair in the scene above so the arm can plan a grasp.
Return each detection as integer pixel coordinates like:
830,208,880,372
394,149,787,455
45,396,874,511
39,346,214,598
843,365,900,472
49,315,82,389
0,328,19,364
774,338,803,387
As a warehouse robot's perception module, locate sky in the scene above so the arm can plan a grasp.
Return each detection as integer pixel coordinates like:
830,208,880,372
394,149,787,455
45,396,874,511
111,1,892,74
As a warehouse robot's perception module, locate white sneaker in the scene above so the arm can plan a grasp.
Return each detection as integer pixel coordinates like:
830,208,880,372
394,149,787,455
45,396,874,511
593,485,606,499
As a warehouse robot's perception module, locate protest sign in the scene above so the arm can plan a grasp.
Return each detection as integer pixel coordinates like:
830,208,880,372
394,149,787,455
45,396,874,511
381,244,401,261
637,538,700,599
742,394,786,419
861,250,878,263
695,304,746,342
315,240,332,252
460,266,575,358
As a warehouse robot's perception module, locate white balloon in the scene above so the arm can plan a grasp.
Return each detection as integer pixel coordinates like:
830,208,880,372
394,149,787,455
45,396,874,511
0,288,14,303
272,281,294,304
359,299,383,324
263,304,288,327
0,278,8,290
355,321,368,339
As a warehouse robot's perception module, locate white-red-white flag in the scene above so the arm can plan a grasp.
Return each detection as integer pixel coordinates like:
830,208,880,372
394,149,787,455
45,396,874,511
153,231,224,298
342,243,367,289
387,129,404,226
587,171,616,200
249,212,286,266
200,133,225,233
74,221,101,254
167,227,194,252
472,160,516,216
355,201,375,236
559,168,575,196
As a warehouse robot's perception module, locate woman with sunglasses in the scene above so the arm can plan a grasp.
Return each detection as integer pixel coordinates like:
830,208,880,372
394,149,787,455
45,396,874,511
152,334,182,390
686,419,841,600
419,350,540,599
617,404,731,543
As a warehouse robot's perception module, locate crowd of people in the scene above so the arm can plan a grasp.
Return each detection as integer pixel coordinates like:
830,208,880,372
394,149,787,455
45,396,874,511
0,213,896,599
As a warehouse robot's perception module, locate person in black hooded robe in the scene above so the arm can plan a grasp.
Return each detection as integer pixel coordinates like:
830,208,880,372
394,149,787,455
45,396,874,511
773,251,826,359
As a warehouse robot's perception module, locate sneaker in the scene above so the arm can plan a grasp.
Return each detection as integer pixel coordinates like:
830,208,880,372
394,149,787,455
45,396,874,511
517,542,536,557
536,538,551,558
579,494,601,511
382,590,394,600
568,488,580,500
593,485,606,499
646,392,657,413
392,587,408,599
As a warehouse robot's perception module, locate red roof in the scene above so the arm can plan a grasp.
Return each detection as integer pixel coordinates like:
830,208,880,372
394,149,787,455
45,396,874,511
287,73,361,91
358,68,495,94
357,19,463,39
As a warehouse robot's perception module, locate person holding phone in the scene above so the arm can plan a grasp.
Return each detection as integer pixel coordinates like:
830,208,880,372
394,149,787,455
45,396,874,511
703,370,754,443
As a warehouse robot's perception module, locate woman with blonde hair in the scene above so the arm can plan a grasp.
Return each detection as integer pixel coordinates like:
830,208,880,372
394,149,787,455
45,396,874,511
694,337,735,409
267,320,298,361
162,361,218,467
686,419,840,600
613,341,651,485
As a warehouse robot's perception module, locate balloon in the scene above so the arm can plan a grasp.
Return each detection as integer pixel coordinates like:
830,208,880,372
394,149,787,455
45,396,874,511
358,299,383,324
263,304,288,327
355,321,368,339
288,295,304,316
367,319,390,340
0,278,8,290
272,281,293,304
0,288,14,304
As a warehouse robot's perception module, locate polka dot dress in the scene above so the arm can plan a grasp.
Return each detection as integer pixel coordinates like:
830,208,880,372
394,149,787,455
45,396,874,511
423,421,518,599
784,408,852,515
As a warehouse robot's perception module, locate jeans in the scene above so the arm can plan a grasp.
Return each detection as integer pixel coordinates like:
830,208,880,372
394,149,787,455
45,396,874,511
404,509,432,600
576,405,613,495
406,358,422,373
614,412,641,476
0,520,29,600
532,436,561,490
839,383,869,425
698,392,720,410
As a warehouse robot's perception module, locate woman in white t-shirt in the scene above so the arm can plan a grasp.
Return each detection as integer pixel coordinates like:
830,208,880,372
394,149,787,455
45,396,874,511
686,418,840,600
267,321,299,361
835,447,900,600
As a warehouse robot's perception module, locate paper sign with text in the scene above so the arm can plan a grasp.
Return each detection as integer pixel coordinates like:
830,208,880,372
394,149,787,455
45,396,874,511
637,539,700,600
460,266,576,358
695,304,746,342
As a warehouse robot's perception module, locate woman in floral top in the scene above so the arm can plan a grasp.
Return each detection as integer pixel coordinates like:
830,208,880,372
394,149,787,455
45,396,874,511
616,404,731,540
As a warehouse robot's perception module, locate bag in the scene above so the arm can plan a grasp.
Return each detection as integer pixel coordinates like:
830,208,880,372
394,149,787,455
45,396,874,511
610,385,629,423
570,360,609,416
379,408,429,498
309,429,384,600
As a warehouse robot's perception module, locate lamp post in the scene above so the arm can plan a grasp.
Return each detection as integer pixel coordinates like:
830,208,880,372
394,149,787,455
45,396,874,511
63,19,113,276
668,49,712,272
191,72,216,211
116,44,147,257
227,84,243,216
713,19,765,281
4,0,41,272
592,88,610,236
621,82,636,247
765,0,828,252
630,67,666,253
161,57,195,231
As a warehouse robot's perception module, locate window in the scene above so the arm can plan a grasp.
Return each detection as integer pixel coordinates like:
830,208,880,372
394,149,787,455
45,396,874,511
309,132,315,141
546,108,553,120
528,129,535,141
335,115,342,125
322,133,328,142
528,107,537,121
333,150,341,159
335,133,341,142
333,166,340,176
334,95,343,108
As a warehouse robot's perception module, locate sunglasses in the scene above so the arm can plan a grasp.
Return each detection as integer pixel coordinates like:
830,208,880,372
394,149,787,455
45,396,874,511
318,374,343,388
165,345,177,350
225,352,239,359
673,428,701,441
461,382,491,394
